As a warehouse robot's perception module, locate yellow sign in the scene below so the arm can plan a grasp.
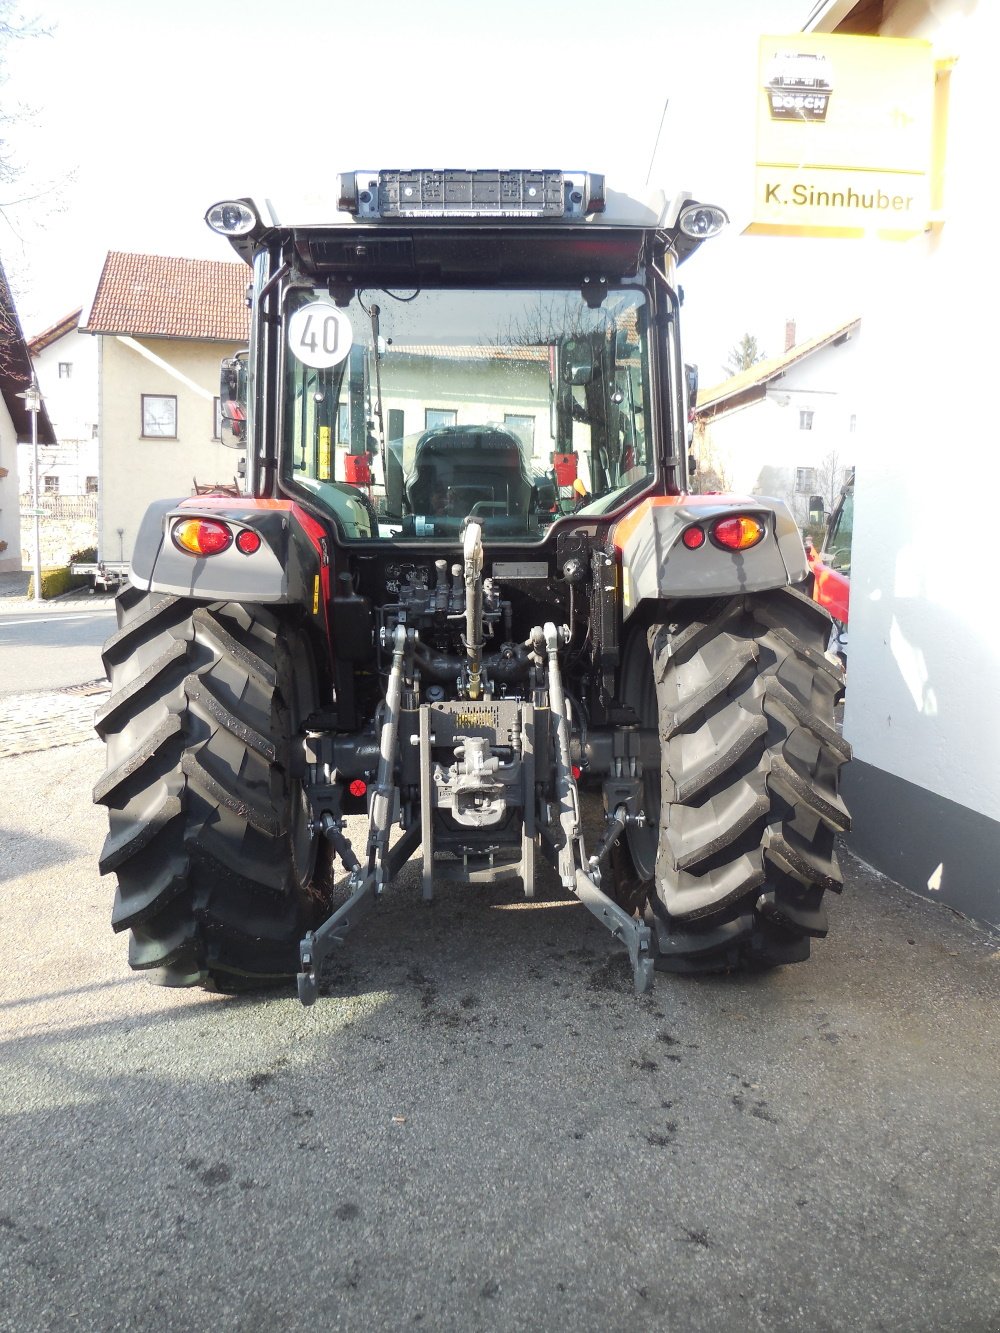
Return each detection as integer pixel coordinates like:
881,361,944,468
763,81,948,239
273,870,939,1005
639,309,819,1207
748,34,935,238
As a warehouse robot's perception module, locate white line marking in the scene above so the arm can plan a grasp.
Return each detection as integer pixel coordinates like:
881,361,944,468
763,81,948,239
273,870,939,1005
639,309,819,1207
0,612,116,628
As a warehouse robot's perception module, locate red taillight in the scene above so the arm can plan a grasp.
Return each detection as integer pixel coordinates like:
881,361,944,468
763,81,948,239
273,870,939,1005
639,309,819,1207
682,525,705,550
348,779,367,798
235,528,262,555
711,515,766,552
172,518,232,556
571,764,582,780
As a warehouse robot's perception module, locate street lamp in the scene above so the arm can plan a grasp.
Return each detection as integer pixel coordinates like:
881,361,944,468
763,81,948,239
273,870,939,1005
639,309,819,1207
16,377,42,602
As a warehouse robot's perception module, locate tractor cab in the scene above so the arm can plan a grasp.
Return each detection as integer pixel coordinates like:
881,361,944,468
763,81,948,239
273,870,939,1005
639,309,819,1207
212,171,730,547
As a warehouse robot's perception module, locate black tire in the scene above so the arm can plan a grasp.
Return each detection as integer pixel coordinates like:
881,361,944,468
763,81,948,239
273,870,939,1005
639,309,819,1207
94,586,327,989
615,587,850,972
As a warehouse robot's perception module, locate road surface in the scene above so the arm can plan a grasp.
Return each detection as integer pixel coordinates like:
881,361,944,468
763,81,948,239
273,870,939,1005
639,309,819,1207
0,611,997,1331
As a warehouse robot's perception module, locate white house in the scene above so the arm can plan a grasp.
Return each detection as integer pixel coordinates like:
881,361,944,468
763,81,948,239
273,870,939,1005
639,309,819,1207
693,317,861,529
0,259,56,573
25,309,99,499
84,252,249,564
805,0,999,928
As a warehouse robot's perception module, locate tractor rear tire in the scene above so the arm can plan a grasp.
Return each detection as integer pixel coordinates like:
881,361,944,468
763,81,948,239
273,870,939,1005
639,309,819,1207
94,586,326,989
617,587,850,972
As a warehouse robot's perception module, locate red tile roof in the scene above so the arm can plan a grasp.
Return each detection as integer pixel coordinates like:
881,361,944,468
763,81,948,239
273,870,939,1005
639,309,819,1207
84,252,250,341
695,317,861,417
28,308,83,354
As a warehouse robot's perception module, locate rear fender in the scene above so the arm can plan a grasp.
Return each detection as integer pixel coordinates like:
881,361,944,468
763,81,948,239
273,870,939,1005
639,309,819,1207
129,495,333,641
810,556,850,624
613,494,808,620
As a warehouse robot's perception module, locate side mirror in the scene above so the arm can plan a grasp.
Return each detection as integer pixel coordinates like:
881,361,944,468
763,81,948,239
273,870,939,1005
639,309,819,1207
561,337,594,386
808,494,826,525
685,363,699,409
219,351,248,449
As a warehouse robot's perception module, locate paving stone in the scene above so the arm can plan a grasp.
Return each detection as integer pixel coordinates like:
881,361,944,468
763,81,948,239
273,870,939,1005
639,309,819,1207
0,685,110,758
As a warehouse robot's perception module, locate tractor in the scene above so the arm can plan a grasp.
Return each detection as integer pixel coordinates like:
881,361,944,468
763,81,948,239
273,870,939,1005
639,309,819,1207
94,169,849,1002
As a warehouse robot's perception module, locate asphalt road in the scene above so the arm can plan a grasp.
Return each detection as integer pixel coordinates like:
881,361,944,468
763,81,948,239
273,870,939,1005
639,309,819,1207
2,705,998,1330
0,605,115,696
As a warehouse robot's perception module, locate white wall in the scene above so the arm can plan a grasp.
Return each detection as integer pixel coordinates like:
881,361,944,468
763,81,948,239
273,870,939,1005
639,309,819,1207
0,393,21,571
24,326,99,497
842,1,1000,823
97,333,244,563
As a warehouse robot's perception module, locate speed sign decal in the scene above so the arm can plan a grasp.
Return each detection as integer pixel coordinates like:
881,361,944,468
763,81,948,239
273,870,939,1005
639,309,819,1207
287,302,354,368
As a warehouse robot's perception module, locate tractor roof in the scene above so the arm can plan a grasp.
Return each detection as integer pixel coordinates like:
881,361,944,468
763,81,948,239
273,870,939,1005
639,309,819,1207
207,171,725,269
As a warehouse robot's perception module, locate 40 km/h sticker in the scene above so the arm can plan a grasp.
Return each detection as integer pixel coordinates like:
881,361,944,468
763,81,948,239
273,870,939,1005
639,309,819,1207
287,302,354,369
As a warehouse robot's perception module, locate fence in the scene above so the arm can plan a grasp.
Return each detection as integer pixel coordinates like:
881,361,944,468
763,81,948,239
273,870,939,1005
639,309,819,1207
19,495,98,521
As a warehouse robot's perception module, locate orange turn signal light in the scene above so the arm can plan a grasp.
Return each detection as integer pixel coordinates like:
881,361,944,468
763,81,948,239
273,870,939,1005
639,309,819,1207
172,518,232,557
711,515,766,552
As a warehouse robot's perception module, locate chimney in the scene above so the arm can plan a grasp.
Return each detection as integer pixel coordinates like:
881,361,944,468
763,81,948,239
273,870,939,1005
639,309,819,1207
784,318,796,352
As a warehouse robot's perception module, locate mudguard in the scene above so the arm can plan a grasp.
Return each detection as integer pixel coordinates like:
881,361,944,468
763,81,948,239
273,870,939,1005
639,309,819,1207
613,494,808,618
129,496,332,621
809,553,850,625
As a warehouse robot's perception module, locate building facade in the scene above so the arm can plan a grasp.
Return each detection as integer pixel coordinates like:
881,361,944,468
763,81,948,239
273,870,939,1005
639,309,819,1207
84,252,249,564
24,310,99,500
0,260,56,573
807,0,999,927
694,318,860,530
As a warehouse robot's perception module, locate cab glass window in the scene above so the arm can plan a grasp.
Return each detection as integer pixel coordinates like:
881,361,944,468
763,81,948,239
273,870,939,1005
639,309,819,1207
280,285,653,541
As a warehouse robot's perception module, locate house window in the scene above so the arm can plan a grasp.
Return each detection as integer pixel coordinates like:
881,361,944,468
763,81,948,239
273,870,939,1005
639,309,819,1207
141,394,177,438
849,414,857,433
213,397,222,441
504,414,535,449
44,475,60,495
92,423,99,438
85,476,98,494
799,409,814,430
425,408,457,430
337,404,350,444
795,467,817,493
58,362,72,379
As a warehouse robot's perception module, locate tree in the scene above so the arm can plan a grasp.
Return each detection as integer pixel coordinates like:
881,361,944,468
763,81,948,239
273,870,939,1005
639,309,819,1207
0,4,60,369
0,4,52,213
816,447,849,512
723,333,766,378
689,418,732,494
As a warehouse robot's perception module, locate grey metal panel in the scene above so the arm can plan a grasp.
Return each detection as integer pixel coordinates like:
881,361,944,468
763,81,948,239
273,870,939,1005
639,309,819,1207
844,759,1000,930
620,496,809,617
132,502,290,602
128,498,183,591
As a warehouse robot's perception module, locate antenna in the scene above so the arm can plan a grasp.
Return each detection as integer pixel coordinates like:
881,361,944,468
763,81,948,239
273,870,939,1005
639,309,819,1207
645,98,670,187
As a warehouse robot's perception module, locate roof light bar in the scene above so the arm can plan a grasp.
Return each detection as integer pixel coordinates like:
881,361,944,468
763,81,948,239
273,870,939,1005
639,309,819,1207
338,170,606,220
205,200,258,236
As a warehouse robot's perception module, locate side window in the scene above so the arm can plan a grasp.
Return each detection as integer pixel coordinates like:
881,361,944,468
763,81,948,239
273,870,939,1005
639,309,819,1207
142,394,177,438
824,489,854,573
504,413,535,452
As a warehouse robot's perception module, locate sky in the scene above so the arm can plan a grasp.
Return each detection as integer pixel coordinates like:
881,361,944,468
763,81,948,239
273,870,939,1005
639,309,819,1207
0,0,869,381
